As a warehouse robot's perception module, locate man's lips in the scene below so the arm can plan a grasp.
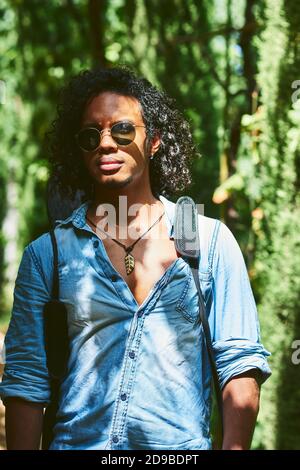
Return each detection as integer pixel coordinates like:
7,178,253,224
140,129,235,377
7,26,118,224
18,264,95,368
97,158,124,172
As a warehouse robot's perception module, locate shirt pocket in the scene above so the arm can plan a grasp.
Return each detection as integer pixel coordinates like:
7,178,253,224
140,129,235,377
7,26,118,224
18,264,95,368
175,270,212,323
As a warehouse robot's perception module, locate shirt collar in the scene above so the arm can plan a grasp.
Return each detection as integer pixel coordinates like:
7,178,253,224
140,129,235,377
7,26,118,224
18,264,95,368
55,194,175,238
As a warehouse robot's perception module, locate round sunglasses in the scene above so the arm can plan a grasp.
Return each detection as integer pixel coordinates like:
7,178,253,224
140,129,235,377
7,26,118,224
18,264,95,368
76,121,146,152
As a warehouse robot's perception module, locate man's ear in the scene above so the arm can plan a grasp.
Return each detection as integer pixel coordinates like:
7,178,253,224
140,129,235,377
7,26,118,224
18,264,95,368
150,132,161,156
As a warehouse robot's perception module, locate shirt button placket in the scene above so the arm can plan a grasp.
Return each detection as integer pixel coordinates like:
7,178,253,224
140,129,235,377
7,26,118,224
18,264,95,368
111,310,143,444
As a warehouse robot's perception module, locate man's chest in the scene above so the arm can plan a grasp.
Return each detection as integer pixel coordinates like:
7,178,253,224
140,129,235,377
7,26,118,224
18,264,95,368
101,235,180,307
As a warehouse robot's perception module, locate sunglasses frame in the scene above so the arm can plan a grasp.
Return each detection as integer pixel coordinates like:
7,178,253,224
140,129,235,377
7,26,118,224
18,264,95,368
76,121,146,152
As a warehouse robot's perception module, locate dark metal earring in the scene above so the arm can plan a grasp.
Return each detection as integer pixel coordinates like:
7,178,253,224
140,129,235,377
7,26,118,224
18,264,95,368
150,145,159,160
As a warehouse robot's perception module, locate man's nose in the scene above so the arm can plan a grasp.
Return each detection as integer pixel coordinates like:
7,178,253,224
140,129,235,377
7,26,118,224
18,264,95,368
99,130,118,150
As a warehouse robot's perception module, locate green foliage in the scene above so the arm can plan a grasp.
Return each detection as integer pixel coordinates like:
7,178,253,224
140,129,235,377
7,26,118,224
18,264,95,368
0,0,299,450
242,0,300,449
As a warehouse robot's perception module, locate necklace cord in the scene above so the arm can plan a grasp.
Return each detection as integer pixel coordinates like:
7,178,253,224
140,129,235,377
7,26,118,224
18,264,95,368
86,210,165,253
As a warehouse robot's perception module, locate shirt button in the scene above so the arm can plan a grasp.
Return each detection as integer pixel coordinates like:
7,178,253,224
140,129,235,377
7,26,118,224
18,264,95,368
121,393,127,401
137,311,143,317
112,435,119,443
129,351,135,359
111,274,118,282
93,240,99,249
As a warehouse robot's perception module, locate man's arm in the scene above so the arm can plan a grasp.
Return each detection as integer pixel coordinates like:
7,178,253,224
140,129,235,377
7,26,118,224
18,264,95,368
221,370,261,450
5,397,45,450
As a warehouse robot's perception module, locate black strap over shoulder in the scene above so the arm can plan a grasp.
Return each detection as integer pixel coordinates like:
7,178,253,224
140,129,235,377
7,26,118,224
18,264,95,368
174,196,223,443
44,229,69,379
42,228,69,450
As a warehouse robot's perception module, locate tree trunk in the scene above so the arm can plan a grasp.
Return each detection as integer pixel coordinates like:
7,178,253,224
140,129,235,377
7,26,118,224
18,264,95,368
87,0,107,67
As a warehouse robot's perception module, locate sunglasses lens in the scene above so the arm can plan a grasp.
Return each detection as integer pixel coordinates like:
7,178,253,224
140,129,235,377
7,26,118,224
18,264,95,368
77,122,138,151
77,128,100,151
111,122,136,145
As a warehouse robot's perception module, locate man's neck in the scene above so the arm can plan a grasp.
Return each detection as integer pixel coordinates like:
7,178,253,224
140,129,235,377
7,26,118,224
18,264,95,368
89,182,163,228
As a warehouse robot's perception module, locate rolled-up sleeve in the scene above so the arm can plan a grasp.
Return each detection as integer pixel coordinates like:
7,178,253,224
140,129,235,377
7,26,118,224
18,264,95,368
0,243,51,404
208,221,271,389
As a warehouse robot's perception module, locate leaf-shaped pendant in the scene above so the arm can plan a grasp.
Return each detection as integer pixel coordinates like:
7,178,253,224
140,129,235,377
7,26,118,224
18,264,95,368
125,252,135,275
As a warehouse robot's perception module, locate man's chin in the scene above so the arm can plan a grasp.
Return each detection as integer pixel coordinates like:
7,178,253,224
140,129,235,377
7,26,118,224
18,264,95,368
98,175,133,190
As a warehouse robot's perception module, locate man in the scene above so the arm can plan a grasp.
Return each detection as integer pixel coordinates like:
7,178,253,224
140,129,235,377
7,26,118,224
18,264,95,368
0,67,271,450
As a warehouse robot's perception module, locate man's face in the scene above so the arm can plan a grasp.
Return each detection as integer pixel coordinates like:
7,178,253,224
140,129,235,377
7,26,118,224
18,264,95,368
80,92,153,190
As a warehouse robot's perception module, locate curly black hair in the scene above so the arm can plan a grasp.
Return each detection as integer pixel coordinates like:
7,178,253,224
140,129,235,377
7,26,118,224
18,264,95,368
48,66,195,199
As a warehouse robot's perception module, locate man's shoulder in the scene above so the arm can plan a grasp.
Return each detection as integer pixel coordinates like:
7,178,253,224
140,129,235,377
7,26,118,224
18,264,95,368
198,212,221,231
24,232,54,281
160,194,221,235
26,200,90,266
27,231,52,255
160,194,223,261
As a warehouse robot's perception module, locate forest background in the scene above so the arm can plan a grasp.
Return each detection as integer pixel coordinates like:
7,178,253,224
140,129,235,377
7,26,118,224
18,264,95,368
0,0,299,450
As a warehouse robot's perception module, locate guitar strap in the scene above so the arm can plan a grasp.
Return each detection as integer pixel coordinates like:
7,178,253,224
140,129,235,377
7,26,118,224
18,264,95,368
174,196,223,441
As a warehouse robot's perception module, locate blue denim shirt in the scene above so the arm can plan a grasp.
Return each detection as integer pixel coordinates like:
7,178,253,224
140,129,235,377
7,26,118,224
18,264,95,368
0,195,271,450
